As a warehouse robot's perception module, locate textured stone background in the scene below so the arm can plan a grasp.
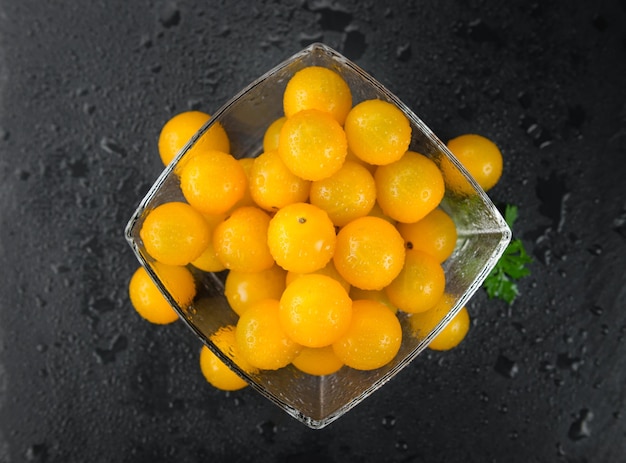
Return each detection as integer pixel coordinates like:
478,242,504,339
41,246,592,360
1,1,625,461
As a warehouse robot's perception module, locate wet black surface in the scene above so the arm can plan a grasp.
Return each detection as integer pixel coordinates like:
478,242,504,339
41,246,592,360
1,1,625,462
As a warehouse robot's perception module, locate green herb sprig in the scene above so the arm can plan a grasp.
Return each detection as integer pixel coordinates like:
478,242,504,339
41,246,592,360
483,204,532,304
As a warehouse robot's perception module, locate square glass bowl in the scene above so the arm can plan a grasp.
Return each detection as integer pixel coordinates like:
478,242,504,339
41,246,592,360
125,43,511,429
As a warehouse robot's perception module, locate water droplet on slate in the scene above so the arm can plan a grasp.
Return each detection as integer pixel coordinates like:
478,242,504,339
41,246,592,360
396,42,411,61
25,443,48,462
381,415,396,429
307,2,353,32
613,204,626,240
395,440,409,451
94,335,128,364
139,34,153,48
89,296,115,313
568,409,593,441
17,169,31,181
0,127,9,141
100,137,127,156
216,24,230,37
494,354,519,378
536,171,569,232
517,91,532,109
159,2,181,28
567,105,586,130
556,442,566,456
591,15,608,31
299,31,324,47
557,353,583,372
587,244,602,255
68,158,89,178
468,18,502,44
342,27,366,60
83,103,95,115
589,305,603,316
519,114,553,148
539,360,555,373
50,263,70,274
257,420,277,442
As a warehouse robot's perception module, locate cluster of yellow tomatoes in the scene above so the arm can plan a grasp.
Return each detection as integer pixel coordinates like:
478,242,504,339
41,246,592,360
129,64,503,391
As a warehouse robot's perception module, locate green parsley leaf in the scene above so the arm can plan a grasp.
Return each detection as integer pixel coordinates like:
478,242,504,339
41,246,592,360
483,204,532,304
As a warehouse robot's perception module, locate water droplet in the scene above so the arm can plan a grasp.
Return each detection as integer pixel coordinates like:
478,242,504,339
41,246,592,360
100,137,127,157
557,353,583,373
25,443,48,462
539,360,555,373
216,24,230,37
395,439,409,451
257,420,277,443
587,244,603,255
0,127,10,141
567,105,586,130
519,114,553,148
50,263,70,274
469,18,502,44
517,91,532,109
299,31,324,47
536,171,569,232
589,305,604,316
67,157,89,178
396,42,411,62
512,322,527,336
381,415,396,429
88,296,115,313
342,27,366,60
139,34,153,48
16,169,30,181
591,15,608,31
159,2,181,28
494,354,519,378
556,442,566,456
307,2,353,32
568,409,593,441
612,204,626,240
83,102,95,116
94,335,128,364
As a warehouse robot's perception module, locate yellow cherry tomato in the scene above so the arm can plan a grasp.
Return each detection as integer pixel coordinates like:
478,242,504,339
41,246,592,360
332,299,402,371
445,133,503,192
283,66,352,125
158,111,230,166
278,109,347,181
128,263,196,325
279,274,352,348
344,99,411,166
139,201,211,266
